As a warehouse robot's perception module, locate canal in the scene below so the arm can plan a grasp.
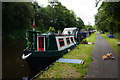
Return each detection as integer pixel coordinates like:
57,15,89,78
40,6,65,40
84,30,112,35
2,40,58,79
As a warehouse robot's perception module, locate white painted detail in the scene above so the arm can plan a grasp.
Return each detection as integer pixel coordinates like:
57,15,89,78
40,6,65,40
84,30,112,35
75,31,78,39
57,58,84,64
118,42,120,45
68,49,70,52
62,27,78,35
88,42,93,44
55,36,75,51
22,53,32,59
73,37,76,44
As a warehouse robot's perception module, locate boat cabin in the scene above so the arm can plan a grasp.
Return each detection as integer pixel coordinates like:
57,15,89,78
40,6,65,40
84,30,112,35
79,31,90,41
62,27,80,43
26,30,76,52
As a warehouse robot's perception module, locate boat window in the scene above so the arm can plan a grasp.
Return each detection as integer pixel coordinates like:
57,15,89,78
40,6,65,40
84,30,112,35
66,38,70,45
59,38,65,47
71,37,74,43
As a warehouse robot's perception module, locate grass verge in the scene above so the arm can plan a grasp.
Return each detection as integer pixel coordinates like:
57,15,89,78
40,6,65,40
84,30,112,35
101,33,120,55
36,32,97,79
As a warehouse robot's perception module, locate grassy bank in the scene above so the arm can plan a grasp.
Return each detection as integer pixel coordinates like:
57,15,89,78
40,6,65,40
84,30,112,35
36,32,97,79
101,33,120,55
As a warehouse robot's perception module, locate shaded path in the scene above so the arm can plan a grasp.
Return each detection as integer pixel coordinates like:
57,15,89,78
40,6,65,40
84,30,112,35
87,32,118,78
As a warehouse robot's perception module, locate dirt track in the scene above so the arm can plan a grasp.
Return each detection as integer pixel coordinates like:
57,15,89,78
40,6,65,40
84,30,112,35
87,32,118,78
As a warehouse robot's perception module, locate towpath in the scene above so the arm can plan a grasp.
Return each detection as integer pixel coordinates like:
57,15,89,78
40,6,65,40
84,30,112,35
87,32,118,78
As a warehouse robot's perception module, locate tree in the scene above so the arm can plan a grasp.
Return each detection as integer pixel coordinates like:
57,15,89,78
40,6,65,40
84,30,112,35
76,17,85,30
3,1,85,40
85,25,94,31
2,2,34,40
95,2,120,34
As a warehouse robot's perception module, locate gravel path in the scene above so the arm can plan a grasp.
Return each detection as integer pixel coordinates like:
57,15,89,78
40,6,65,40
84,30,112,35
87,32,118,78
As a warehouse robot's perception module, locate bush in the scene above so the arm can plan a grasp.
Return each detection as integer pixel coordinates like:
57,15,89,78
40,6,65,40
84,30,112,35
114,33,120,39
49,27,55,32
82,39,87,42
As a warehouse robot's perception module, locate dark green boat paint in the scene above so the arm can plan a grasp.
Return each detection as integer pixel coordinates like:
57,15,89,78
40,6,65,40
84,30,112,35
23,44,76,58
23,30,78,59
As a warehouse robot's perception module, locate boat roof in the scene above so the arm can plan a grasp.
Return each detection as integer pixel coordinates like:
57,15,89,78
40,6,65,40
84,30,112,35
63,27,78,31
62,27,79,35
80,31,90,33
41,33,74,36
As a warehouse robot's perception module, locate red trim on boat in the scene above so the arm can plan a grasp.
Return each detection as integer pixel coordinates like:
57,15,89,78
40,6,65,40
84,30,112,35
38,36,45,51
58,38,65,47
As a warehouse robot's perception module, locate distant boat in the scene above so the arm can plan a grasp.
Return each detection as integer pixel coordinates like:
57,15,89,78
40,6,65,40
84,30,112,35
79,31,90,41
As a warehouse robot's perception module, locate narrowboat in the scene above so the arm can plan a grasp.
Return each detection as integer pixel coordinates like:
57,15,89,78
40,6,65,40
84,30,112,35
79,31,91,41
62,27,81,43
22,29,78,60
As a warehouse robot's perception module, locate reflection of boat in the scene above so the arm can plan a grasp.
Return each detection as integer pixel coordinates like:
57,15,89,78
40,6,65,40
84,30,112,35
22,28,79,60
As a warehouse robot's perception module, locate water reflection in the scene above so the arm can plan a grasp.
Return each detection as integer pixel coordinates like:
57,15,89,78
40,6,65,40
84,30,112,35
2,40,58,79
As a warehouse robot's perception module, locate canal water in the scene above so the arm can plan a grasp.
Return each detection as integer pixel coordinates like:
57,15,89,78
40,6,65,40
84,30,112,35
2,40,58,79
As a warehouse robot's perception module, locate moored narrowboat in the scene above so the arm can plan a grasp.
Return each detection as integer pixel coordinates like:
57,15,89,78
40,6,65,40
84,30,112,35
22,29,77,60
79,31,91,41
62,27,80,43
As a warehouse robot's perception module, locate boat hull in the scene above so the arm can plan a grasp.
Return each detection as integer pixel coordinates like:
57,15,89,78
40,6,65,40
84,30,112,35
24,44,76,70
23,44,76,58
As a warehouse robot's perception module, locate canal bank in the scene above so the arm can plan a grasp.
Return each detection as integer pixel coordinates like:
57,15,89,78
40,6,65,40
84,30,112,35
101,33,120,55
35,32,97,79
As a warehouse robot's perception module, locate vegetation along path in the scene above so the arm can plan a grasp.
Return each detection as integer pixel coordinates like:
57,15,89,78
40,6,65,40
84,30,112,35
87,32,118,78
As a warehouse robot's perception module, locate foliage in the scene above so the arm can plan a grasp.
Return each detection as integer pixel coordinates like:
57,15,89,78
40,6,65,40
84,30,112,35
80,23,94,31
76,17,85,30
31,1,85,32
95,2,120,35
85,25,94,31
101,33,120,55
2,2,34,40
49,27,55,32
82,39,87,42
3,1,85,40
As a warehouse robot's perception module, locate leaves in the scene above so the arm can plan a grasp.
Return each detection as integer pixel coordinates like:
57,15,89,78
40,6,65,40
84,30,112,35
3,1,85,40
95,2,120,34
49,27,55,32
2,2,34,40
